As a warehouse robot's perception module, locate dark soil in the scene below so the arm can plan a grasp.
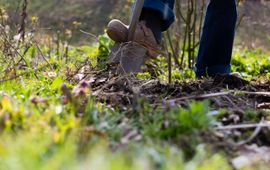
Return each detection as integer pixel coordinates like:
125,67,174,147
71,69,270,161
81,70,270,113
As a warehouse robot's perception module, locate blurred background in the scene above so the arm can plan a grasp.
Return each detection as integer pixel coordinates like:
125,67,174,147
1,0,270,51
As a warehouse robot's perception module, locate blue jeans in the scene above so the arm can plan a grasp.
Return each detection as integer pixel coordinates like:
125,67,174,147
143,0,237,77
143,0,175,31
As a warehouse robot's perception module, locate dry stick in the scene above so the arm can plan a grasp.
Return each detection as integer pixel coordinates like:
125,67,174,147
173,0,183,68
16,44,31,66
162,34,172,83
188,0,196,68
171,91,232,102
34,42,53,70
187,1,192,68
140,79,158,88
175,0,206,68
168,53,172,84
0,33,28,66
180,1,193,68
236,0,245,30
236,14,245,30
223,95,237,108
18,0,28,42
79,29,98,40
173,2,182,66
198,0,206,40
236,119,265,146
173,32,181,67
189,0,196,68
0,8,5,25
165,90,270,103
181,21,188,68
64,44,69,64
56,31,60,59
175,0,185,67
0,63,53,83
166,30,181,68
191,1,195,67
191,0,197,67
175,0,187,24
240,91,270,95
216,122,270,131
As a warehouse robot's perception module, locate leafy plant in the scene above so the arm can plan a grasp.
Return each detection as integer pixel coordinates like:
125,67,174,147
97,33,114,69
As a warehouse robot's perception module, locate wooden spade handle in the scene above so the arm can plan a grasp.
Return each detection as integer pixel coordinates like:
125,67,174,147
127,0,145,41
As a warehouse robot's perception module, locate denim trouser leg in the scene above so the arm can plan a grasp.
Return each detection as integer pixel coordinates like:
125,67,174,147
195,0,237,77
142,0,175,31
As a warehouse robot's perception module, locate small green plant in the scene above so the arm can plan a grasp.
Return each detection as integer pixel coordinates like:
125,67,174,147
97,33,114,69
142,100,214,139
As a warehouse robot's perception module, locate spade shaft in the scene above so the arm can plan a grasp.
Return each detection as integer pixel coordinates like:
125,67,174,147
127,0,144,41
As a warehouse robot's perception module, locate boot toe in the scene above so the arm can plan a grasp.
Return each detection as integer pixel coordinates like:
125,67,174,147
107,19,128,43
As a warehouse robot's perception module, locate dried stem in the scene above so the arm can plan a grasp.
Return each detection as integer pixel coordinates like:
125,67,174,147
18,0,28,42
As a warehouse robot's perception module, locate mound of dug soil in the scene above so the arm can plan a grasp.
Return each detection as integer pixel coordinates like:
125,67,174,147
80,70,270,113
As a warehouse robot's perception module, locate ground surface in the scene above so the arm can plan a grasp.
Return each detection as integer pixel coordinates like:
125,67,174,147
82,69,270,112
1,60,270,169
70,67,270,166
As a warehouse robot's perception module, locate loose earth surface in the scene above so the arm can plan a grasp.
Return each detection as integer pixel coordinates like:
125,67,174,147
69,68,270,168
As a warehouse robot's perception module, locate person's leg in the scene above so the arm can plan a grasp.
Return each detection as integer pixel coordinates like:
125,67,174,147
195,0,237,78
140,0,175,43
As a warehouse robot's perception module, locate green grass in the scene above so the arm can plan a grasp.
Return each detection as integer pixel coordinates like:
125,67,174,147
232,47,270,78
0,66,231,169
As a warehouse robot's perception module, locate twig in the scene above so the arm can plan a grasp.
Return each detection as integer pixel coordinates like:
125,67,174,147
160,90,270,104
34,42,53,70
18,0,28,42
239,91,270,96
236,119,265,146
166,30,181,68
140,79,158,88
0,63,54,83
236,14,245,30
168,52,172,84
0,32,28,65
79,29,98,40
172,91,232,101
175,0,188,24
216,121,270,131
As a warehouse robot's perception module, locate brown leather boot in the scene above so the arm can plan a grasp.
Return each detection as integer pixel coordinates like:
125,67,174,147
107,19,129,43
107,19,159,58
